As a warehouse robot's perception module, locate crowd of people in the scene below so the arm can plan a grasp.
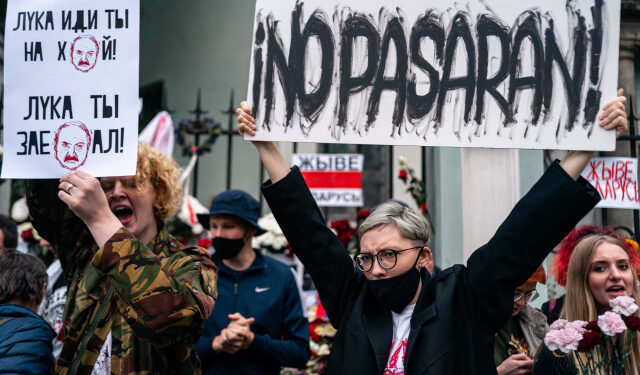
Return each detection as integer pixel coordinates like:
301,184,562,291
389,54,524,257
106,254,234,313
0,90,635,375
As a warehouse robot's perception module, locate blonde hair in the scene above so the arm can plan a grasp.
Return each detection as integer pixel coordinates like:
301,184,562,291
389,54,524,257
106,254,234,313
135,142,183,221
561,234,640,375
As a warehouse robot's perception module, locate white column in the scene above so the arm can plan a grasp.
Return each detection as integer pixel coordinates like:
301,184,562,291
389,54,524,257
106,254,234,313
461,148,520,261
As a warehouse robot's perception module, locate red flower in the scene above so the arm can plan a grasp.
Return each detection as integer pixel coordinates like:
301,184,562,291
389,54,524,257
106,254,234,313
285,244,294,258
585,321,601,332
198,238,212,248
356,209,370,221
330,220,356,247
330,219,350,232
419,203,427,213
577,331,603,352
398,169,408,182
309,320,323,342
21,229,33,242
625,316,640,331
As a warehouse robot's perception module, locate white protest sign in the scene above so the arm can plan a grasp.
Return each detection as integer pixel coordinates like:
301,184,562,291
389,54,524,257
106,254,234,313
246,0,620,151
292,153,364,206
582,157,640,209
2,0,140,178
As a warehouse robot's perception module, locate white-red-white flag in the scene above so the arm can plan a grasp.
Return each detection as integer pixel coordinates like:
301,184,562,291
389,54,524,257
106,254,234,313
139,111,174,156
292,153,364,207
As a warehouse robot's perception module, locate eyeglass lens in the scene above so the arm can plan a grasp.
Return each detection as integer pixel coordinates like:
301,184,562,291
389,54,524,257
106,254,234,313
356,249,398,271
513,290,539,302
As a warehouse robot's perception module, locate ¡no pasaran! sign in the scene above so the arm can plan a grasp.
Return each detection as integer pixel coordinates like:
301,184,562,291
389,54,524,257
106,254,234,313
247,0,620,151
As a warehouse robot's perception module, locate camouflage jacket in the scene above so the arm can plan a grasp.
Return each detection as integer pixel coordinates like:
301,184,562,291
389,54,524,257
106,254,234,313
27,180,218,375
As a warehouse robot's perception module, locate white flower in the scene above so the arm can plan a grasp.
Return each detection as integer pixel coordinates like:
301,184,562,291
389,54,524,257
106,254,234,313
567,320,588,334
11,197,29,222
609,296,638,316
315,323,337,338
598,311,627,336
257,213,283,234
252,213,289,251
309,340,319,353
398,155,408,167
549,319,568,331
316,343,330,356
544,329,562,351
544,327,583,353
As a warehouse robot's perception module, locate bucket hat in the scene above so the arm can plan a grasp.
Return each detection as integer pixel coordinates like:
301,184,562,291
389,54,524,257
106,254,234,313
197,189,266,235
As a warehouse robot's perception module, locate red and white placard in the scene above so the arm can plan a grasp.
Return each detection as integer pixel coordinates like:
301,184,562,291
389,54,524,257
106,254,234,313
292,153,364,207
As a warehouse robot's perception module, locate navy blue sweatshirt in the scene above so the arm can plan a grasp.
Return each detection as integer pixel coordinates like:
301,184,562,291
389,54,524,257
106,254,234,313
197,251,310,375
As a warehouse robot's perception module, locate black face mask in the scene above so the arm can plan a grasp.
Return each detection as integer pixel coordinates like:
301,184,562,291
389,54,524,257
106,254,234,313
212,237,245,259
366,254,422,313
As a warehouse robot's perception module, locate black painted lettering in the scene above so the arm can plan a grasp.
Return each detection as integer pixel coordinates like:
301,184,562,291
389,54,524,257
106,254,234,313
436,13,476,125
24,41,43,62
475,14,510,124
62,96,73,119
13,12,26,31
58,41,67,61
367,16,408,133
407,11,444,122
508,12,544,125
263,11,298,129
17,132,28,155
24,97,38,120
338,14,380,128
297,10,334,122
543,16,587,130
39,131,50,155
92,129,103,153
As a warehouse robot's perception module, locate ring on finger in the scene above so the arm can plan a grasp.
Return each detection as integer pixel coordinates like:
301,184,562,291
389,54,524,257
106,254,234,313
66,182,74,194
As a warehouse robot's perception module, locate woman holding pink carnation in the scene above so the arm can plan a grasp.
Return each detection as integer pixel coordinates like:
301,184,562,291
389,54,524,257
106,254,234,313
535,235,640,374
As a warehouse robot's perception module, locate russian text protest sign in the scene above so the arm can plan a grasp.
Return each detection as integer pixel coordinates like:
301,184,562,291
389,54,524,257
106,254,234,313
581,157,640,209
292,153,363,206
2,0,139,178
246,0,620,151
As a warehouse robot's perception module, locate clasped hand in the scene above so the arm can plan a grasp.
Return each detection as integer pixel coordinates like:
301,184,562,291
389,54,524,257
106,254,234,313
212,313,256,354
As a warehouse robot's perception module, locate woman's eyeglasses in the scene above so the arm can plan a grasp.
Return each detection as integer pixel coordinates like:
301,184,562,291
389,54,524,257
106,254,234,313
354,246,423,272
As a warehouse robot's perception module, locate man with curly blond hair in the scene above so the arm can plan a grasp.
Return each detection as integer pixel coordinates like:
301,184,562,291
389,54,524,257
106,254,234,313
27,142,218,374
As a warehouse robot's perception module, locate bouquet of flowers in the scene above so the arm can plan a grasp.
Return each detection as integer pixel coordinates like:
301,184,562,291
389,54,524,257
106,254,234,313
329,209,370,255
305,298,336,375
544,296,640,374
280,297,337,375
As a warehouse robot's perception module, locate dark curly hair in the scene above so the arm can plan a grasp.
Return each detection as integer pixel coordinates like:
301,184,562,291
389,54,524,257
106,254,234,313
0,252,47,306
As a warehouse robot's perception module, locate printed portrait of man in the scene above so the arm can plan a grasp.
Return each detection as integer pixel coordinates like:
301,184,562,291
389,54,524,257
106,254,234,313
70,35,99,72
54,121,92,171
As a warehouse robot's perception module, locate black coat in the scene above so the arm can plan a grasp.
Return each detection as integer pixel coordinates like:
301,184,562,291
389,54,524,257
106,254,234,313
262,162,599,375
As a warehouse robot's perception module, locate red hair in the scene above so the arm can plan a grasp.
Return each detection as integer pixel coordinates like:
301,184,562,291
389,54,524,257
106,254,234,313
551,224,640,286
526,264,546,285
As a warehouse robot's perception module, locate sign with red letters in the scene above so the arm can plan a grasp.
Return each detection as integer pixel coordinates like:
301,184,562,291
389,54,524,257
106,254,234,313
292,153,364,207
581,157,640,209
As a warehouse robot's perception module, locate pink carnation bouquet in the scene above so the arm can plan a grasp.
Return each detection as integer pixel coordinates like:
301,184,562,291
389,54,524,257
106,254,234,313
543,296,640,374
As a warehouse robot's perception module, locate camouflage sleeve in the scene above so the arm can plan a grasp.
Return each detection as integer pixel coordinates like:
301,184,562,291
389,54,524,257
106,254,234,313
90,229,218,344
27,180,93,279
